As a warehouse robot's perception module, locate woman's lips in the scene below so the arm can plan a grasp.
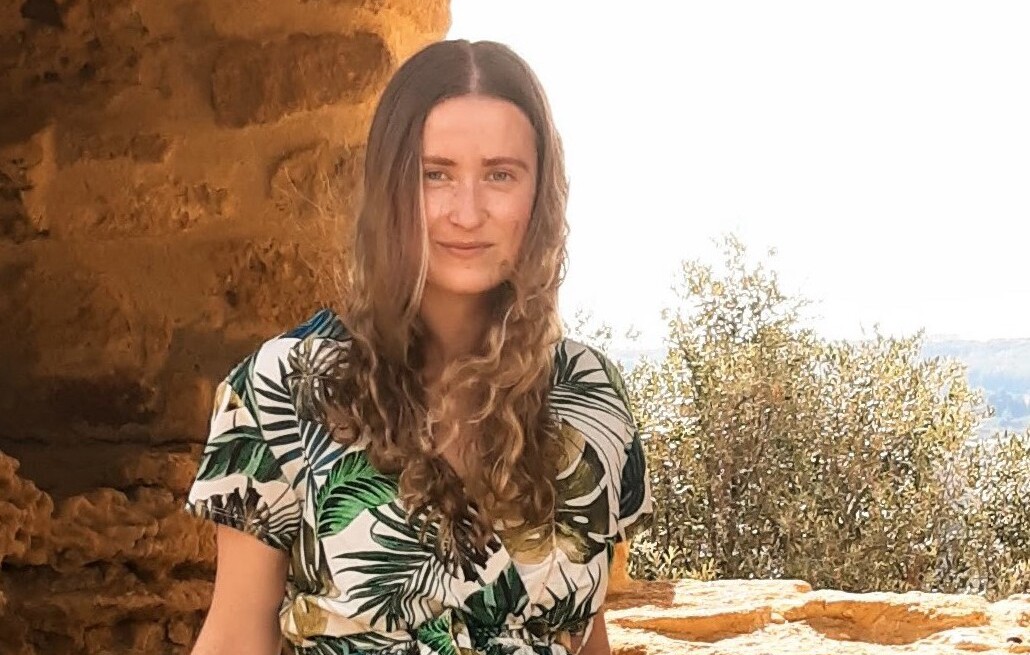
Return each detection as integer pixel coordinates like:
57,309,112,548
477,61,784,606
438,242,491,258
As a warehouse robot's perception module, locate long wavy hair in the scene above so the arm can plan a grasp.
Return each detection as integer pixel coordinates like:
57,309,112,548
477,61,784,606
320,39,570,569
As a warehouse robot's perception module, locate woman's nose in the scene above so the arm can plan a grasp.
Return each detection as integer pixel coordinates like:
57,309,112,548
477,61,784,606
449,180,486,228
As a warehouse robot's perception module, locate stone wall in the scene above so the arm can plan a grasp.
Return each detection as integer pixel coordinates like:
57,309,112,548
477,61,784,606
0,1,448,652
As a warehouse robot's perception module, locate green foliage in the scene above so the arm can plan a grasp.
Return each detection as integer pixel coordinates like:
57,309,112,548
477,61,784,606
937,430,1030,597
600,235,1029,599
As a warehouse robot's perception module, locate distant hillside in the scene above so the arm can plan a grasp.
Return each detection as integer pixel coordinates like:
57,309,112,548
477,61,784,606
611,338,1030,437
922,339,1030,436
920,339,1030,388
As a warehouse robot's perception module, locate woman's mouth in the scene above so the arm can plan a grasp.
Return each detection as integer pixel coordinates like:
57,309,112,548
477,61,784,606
438,242,492,258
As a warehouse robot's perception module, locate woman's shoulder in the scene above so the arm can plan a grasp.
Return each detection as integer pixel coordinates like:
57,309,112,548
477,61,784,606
278,306,353,344
552,337,628,395
223,307,353,416
247,306,353,364
551,337,636,437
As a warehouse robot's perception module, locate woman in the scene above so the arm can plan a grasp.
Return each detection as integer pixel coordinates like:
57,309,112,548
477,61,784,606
183,39,652,655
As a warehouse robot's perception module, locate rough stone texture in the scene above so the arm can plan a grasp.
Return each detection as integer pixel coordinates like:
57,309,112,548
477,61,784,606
605,571,1030,654
210,32,390,127
0,0,449,652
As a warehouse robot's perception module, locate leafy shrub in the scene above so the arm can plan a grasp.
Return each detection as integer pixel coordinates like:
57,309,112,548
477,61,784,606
599,236,1028,599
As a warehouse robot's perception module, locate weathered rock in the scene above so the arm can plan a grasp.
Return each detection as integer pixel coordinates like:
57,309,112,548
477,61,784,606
54,131,173,166
0,452,52,568
606,578,1030,654
210,32,391,127
0,127,53,243
46,487,212,573
4,563,212,655
270,140,365,222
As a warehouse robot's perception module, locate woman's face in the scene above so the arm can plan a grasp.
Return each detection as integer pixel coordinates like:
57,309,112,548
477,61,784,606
420,94,538,298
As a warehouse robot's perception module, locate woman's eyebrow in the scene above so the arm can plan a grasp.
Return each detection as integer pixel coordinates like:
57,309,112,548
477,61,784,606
422,155,531,171
422,155,456,166
483,156,530,171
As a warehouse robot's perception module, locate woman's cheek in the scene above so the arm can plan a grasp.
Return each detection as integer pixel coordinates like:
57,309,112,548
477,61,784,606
423,188,449,225
491,187,533,224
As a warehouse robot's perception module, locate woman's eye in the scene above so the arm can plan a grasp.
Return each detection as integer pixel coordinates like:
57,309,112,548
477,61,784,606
424,170,447,181
488,170,513,182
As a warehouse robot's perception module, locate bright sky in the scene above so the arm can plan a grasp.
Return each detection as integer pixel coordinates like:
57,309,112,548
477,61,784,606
447,2,1030,349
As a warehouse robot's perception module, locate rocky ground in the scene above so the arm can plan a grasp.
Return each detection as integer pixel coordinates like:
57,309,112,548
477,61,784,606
606,578,1030,654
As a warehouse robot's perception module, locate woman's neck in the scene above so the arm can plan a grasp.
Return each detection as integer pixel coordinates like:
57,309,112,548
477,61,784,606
419,286,491,382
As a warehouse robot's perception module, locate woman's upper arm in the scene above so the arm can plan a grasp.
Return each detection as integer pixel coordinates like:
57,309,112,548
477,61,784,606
577,606,613,655
190,525,289,655
183,341,306,653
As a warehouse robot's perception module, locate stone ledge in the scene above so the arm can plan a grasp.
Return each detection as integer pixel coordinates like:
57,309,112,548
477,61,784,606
607,578,1030,654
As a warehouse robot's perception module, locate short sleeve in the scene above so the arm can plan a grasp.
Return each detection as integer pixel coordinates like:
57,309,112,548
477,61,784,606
183,343,304,552
615,425,653,543
593,349,653,544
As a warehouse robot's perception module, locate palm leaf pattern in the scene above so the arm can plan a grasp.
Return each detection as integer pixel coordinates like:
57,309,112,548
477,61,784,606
195,422,284,482
336,502,452,632
186,348,303,551
286,333,350,424
188,483,281,546
462,564,529,628
297,417,346,500
184,309,653,654
416,612,459,655
537,563,601,638
315,450,398,538
550,346,633,456
552,428,610,564
617,435,650,536
283,307,349,341
198,353,285,483
298,632,411,655
289,517,339,598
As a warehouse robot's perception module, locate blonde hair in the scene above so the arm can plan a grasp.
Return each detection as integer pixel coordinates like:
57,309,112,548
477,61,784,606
322,40,569,569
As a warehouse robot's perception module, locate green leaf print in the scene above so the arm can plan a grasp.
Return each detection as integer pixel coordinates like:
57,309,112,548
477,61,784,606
196,425,284,483
202,346,302,485
416,612,458,655
337,503,450,632
540,563,601,637
550,344,634,447
286,334,349,423
553,425,610,564
225,353,254,409
301,631,409,655
315,450,398,538
585,344,632,412
289,516,339,598
462,564,528,627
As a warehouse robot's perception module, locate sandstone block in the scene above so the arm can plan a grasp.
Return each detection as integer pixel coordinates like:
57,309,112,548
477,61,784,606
55,131,173,167
270,140,364,222
55,175,232,238
211,31,390,127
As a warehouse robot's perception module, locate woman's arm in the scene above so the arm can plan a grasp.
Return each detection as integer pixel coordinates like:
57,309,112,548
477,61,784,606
575,607,613,655
190,525,290,655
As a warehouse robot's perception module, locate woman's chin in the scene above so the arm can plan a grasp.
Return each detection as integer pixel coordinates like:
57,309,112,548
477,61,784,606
426,277,505,298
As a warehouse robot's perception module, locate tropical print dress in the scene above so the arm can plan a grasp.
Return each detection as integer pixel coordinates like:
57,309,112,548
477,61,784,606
183,308,653,655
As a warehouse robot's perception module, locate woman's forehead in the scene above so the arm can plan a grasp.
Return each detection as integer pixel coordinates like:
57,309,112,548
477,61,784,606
422,96,535,158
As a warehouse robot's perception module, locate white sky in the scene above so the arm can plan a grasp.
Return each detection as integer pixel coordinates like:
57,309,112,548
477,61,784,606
447,2,1030,348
